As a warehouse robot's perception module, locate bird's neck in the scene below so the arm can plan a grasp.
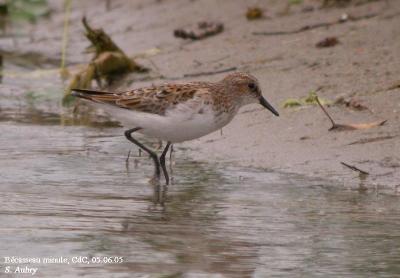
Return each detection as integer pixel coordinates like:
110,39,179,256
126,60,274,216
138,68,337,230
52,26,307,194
211,93,240,115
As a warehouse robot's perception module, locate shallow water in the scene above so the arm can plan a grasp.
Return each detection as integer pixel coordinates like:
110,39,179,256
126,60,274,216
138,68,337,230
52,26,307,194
1,119,400,278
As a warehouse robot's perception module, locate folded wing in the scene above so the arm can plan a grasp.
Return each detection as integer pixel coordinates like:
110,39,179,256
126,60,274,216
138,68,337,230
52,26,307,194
71,84,201,115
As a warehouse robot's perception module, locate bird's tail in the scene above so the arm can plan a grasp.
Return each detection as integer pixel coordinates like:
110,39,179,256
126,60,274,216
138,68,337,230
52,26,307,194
71,88,117,103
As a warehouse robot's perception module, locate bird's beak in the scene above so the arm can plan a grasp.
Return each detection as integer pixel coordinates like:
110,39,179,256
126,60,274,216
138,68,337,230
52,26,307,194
259,96,279,116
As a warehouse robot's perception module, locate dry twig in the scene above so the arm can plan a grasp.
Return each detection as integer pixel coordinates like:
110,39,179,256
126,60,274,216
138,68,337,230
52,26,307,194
253,12,378,36
341,162,369,175
316,95,386,131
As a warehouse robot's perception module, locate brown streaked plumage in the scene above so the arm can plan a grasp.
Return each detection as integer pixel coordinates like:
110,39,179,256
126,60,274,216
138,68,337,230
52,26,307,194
72,72,279,185
72,82,211,115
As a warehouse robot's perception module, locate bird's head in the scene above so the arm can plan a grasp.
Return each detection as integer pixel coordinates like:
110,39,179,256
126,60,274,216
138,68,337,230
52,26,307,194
220,72,279,116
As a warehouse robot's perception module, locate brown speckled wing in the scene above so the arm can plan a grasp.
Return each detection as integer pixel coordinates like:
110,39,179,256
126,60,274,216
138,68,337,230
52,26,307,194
72,83,207,115
116,84,199,115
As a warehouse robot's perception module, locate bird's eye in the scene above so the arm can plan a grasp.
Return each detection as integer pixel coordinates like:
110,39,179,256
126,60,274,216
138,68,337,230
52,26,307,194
248,82,257,91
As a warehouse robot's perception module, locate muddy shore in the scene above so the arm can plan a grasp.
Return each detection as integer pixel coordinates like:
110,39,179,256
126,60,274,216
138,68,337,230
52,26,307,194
2,0,399,190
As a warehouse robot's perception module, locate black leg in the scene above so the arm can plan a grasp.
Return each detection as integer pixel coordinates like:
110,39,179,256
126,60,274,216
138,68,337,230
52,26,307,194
169,144,174,161
160,142,171,185
124,127,160,180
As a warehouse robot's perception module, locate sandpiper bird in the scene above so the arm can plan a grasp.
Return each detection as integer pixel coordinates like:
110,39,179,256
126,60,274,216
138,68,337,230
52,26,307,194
72,72,279,185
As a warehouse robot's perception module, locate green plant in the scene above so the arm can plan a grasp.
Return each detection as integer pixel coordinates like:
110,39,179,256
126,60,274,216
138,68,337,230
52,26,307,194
288,0,303,4
6,0,50,22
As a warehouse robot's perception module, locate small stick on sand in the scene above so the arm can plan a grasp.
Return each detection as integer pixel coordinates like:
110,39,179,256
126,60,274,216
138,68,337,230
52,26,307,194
183,67,237,78
316,95,387,131
253,12,379,36
340,162,369,176
316,96,337,130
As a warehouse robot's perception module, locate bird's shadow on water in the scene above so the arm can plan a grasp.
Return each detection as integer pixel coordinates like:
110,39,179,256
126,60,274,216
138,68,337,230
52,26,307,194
124,144,209,209
124,158,226,210
107,159,262,276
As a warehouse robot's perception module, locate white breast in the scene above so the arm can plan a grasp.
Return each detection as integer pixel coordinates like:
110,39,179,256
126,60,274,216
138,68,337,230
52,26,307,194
140,102,234,142
96,99,235,143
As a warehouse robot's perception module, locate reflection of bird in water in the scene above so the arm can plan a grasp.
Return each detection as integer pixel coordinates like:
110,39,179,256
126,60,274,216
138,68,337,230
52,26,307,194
72,72,279,185
152,182,168,209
